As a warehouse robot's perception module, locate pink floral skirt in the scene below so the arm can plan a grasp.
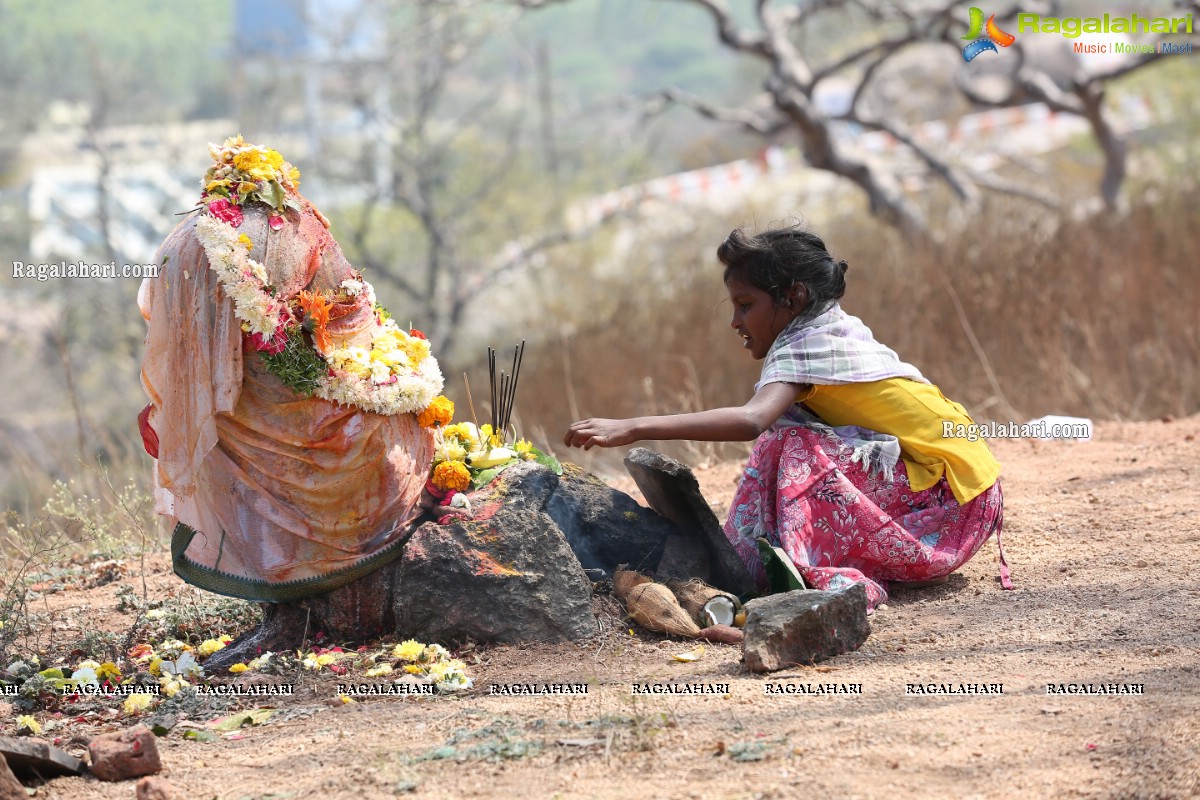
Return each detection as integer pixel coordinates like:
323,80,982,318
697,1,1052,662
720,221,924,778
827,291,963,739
723,425,1007,609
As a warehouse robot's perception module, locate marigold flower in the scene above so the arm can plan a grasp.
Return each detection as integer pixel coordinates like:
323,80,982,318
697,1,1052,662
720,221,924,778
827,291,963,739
392,640,425,662
233,147,285,181
431,460,470,493
15,715,40,735
197,639,226,657
228,663,249,673
122,694,156,715
418,396,454,429
96,662,122,683
365,664,393,678
237,233,253,252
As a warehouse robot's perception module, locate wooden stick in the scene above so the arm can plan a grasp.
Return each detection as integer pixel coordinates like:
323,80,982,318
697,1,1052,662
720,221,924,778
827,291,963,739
463,372,480,430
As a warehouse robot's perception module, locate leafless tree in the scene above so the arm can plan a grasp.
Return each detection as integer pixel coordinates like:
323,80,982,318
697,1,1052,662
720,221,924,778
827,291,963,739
310,0,614,356
522,0,1194,236
946,1,1198,211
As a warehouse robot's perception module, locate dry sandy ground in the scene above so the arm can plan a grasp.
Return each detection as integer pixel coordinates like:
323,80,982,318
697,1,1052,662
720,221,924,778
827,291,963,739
21,416,1200,800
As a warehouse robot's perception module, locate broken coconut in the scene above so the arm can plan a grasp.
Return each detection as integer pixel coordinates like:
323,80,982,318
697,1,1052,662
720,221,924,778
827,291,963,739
667,579,743,628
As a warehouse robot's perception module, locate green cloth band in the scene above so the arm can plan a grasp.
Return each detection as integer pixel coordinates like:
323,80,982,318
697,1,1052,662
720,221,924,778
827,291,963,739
171,521,416,603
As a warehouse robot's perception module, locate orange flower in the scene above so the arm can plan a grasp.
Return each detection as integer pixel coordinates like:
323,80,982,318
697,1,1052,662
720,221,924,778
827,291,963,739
432,460,471,492
298,290,333,353
417,396,454,429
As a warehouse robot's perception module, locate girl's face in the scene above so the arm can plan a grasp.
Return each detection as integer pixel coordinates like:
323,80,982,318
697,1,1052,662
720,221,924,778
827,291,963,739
727,275,801,360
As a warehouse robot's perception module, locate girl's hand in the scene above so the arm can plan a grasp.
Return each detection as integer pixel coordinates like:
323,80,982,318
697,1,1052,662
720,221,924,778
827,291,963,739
564,418,639,450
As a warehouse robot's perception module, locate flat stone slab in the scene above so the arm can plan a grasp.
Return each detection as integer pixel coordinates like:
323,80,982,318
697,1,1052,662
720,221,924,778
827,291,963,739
623,448,756,597
0,737,86,777
741,584,871,672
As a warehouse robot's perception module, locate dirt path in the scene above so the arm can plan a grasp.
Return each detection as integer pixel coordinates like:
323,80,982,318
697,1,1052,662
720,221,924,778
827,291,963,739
28,417,1200,799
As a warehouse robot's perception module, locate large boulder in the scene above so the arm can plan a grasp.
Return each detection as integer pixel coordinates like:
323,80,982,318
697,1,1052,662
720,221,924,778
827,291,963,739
392,462,597,643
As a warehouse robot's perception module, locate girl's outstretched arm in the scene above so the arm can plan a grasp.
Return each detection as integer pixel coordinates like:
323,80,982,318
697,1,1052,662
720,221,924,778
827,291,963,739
563,382,804,450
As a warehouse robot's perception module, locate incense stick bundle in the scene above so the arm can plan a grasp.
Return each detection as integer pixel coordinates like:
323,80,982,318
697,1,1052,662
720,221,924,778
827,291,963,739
486,341,526,439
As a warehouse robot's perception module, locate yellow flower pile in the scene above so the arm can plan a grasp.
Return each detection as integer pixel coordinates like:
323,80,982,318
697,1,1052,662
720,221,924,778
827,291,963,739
233,146,286,181
382,639,470,691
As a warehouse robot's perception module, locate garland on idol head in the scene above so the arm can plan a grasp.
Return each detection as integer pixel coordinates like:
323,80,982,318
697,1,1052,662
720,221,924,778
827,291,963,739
191,136,449,420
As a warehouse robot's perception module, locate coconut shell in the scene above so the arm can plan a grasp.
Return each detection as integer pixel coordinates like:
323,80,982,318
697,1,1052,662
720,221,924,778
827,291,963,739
625,583,702,638
613,569,652,602
666,579,741,625
696,624,745,645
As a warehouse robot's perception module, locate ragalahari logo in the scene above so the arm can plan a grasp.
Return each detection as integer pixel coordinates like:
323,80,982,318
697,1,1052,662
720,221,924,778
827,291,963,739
961,7,1016,61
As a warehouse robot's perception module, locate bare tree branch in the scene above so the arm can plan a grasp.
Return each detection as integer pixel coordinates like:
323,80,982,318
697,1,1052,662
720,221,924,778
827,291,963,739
964,169,1060,210
661,0,771,56
656,89,789,135
843,114,979,207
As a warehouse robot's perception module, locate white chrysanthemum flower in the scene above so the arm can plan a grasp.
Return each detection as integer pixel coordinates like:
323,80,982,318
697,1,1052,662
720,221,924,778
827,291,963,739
248,259,269,285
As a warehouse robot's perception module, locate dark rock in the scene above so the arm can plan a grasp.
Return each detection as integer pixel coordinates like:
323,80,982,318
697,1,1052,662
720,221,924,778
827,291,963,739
137,775,175,800
742,584,871,672
623,448,756,596
87,725,162,781
656,529,712,585
0,755,25,800
0,736,85,778
393,462,596,643
547,463,672,578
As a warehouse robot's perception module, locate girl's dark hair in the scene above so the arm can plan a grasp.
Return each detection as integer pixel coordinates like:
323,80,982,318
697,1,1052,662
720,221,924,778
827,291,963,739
717,222,848,318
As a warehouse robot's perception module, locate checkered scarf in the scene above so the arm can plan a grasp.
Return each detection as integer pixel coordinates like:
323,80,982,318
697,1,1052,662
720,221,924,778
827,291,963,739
755,303,928,480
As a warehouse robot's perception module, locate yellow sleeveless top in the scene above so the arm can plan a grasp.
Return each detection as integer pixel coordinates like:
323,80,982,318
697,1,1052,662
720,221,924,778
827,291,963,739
796,378,1001,505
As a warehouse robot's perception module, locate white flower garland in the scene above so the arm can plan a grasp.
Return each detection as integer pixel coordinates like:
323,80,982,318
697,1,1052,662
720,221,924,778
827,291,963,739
194,214,290,336
194,212,443,416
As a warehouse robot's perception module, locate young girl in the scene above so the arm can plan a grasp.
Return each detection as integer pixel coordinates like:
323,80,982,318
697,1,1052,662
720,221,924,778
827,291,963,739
564,223,1010,609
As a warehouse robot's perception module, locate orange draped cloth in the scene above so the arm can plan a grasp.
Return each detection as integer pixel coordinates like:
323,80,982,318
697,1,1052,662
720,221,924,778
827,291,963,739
139,205,433,601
